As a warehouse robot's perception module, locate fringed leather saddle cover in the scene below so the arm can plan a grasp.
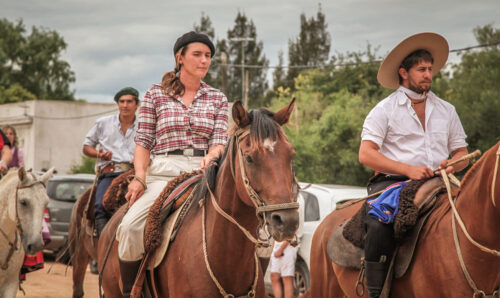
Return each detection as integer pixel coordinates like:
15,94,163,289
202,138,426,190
102,169,134,214
327,177,455,278
143,172,203,259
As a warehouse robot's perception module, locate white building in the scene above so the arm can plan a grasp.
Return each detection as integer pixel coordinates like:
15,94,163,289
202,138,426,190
0,100,117,174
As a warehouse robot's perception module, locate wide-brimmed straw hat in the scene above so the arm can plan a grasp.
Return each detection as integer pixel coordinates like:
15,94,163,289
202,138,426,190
377,32,449,89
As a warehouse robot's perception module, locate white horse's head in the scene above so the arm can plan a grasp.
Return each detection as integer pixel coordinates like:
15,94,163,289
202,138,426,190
8,167,54,255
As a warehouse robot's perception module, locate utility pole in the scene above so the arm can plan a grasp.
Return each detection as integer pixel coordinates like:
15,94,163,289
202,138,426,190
230,37,254,103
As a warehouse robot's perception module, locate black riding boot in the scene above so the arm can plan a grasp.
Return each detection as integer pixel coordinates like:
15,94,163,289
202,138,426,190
119,259,142,298
365,257,390,298
94,217,108,238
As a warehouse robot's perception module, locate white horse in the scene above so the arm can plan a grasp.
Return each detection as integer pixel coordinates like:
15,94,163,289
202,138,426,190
0,167,54,297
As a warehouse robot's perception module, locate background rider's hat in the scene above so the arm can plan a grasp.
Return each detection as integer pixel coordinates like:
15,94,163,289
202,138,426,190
114,87,139,102
377,32,449,89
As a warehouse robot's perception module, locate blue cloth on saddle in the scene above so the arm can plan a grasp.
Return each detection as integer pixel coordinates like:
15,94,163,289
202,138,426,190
367,181,408,224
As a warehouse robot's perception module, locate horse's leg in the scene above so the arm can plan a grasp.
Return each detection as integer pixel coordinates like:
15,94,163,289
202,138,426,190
3,271,20,298
100,241,123,298
71,240,90,298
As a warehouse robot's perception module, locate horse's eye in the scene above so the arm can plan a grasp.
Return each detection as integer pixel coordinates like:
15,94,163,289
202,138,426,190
20,199,27,206
245,155,253,163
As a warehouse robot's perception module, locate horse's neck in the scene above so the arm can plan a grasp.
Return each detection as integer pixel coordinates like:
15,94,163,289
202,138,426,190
455,163,500,250
0,178,19,245
205,164,259,267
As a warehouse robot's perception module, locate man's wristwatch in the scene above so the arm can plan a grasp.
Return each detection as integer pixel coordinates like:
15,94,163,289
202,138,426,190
0,160,7,167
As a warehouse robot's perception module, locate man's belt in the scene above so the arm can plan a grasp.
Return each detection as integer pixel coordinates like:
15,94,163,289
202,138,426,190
165,149,206,157
100,162,133,174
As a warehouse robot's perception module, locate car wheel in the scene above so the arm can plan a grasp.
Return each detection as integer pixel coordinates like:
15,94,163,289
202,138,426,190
294,258,310,296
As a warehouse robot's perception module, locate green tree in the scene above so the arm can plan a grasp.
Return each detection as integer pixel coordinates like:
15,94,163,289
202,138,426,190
226,12,269,106
70,155,96,174
0,83,36,104
267,47,386,185
0,18,75,101
194,13,217,87
443,24,500,153
285,7,331,90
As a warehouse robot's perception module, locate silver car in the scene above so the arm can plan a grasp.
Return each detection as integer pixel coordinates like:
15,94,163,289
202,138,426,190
44,174,95,258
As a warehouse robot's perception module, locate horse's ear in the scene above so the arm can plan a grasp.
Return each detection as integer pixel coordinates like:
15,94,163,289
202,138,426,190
232,101,251,128
273,97,296,126
18,167,29,184
40,167,56,184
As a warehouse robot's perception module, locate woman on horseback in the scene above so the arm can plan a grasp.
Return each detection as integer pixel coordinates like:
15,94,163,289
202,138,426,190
116,31,228,297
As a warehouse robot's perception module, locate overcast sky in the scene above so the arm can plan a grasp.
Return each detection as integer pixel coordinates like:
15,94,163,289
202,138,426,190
1,0,499,103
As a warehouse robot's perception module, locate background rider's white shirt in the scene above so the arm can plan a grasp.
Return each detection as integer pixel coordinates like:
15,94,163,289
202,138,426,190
361,86,467,171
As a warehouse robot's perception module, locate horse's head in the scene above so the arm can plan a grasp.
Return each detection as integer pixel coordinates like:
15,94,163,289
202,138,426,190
13,167,54,255
230,99,299,242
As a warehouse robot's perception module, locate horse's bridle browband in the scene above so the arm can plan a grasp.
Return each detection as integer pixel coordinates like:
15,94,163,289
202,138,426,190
200,127,300,297
1,178,46,270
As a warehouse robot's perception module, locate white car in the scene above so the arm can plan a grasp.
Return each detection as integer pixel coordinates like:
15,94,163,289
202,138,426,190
264,183,367,296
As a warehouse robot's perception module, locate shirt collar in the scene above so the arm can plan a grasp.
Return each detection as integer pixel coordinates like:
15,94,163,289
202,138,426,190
396,86,436,106
115,113,137,129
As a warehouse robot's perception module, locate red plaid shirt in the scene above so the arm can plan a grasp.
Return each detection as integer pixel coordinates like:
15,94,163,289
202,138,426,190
135,82,228,155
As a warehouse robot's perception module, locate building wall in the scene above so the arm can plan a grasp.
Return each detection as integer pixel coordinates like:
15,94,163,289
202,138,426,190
0,100,117,174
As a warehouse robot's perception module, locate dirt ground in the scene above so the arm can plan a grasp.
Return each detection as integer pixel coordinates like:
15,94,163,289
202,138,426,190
17,261,99,298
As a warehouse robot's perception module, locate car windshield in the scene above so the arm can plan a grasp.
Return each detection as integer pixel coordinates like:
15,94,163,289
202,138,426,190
47,180,92,202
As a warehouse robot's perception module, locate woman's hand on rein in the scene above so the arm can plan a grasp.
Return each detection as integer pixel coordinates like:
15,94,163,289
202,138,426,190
126,179,145,206
201,153,215,169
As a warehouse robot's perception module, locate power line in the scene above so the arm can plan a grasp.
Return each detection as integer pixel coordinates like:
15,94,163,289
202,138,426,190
213,41,500,70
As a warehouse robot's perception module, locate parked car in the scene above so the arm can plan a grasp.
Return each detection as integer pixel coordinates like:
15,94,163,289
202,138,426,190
44,174,95,258
264,183,367,296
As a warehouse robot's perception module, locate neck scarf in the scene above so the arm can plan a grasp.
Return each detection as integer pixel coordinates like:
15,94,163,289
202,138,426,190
400,86,427,100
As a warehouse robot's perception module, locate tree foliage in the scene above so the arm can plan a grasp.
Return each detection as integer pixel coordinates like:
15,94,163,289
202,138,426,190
284,7,331,90
70,155,96,174
0,18,75,102
441,24,500,153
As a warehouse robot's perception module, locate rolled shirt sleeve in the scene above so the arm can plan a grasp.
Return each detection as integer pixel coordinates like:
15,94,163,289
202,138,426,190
83,121,100,147
361,104,388,149
447,107,468,152
208,94,229,148
135,89,157,151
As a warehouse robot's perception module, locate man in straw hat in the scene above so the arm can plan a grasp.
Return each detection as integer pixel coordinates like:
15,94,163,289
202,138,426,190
358,32,469,297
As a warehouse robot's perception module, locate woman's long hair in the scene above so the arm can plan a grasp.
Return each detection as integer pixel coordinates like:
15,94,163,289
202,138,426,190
3,125,18,147
161,46,188,97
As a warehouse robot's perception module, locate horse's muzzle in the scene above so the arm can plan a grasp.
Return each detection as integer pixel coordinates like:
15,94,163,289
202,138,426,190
23,237,44,256
268,209,299,242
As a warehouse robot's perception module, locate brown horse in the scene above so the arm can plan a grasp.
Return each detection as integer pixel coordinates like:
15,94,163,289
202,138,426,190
309,141,500,297
68,169,130,298
98,100,300,297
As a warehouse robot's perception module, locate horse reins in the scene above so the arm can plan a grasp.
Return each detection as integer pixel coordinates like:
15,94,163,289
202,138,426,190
1,178,46,270
200,127,299,297
490,144,500,207
440,148,500,297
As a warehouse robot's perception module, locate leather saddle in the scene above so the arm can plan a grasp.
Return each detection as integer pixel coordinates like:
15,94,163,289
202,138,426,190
327,176,459,278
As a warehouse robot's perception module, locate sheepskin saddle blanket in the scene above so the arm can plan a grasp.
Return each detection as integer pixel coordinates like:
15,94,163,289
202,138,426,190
327,177,458,278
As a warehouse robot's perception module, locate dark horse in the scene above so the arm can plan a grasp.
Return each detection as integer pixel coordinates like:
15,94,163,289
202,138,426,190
97,100,300,297
309,141,500,297
68,170,130,298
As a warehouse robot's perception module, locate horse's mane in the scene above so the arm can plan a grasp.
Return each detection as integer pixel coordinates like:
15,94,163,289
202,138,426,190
229,108,285,151
460,144,498,190
194,108,284,204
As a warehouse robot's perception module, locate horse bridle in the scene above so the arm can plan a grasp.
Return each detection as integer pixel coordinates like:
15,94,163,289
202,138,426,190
0,178,46,270
441,145,500,297
201,127,300,297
